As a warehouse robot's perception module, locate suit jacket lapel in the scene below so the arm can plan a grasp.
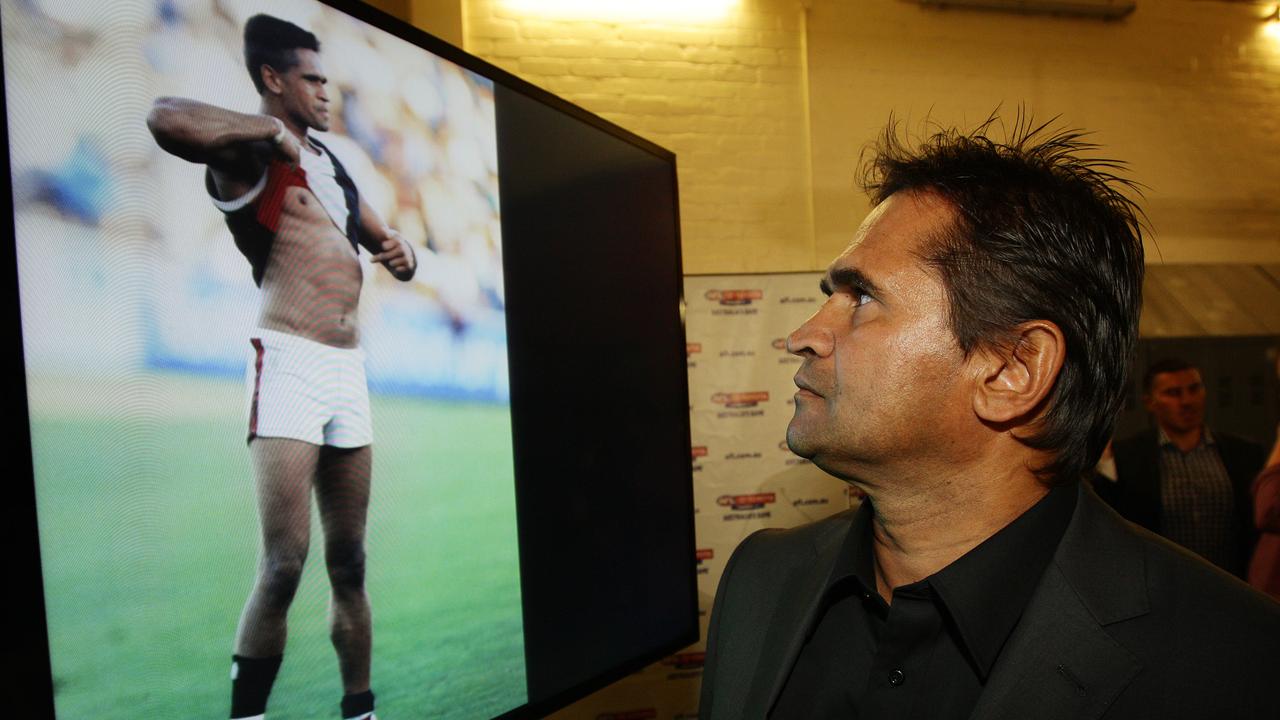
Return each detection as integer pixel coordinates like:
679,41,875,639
968,564,1141,720
970,486,1147,720
743,508,853,715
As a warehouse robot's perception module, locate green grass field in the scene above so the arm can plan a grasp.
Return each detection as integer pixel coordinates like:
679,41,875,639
29,373,526,719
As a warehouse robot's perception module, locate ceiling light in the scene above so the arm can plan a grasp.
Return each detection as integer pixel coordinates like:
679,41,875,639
500,0,740,23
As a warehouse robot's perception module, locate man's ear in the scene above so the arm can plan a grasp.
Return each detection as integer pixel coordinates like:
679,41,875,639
260,65,284,95
971,320,1066,426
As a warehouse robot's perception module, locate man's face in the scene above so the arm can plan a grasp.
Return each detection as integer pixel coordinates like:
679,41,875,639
274,48,331,132
786,190,972,479
1145,369,1205,435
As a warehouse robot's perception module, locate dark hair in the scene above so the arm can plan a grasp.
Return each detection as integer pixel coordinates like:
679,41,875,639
861,113,1145,484
243,14,320,95
1143,357,1198,393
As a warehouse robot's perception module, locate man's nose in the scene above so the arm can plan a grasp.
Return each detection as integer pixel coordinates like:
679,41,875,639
786,310,835,358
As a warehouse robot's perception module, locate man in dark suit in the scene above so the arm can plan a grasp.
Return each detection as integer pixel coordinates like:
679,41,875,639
699,119,1280,720
1102,359,1265,578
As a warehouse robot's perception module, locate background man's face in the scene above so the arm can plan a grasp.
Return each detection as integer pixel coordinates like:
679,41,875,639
785,190,972,480
1145,368,1206,435
276,48,331,132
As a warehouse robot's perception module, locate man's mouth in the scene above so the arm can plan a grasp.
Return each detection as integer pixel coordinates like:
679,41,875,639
794,375,822,398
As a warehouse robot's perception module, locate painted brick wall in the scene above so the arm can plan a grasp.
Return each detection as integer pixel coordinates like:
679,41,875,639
806,1,1280,265
402,0,1280,272
462,0,817,275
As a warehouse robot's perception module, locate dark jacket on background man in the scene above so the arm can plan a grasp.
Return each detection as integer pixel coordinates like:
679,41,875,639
1099,428,1265,578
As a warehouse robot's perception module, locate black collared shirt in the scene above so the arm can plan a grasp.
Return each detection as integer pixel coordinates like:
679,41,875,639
771,483,1077,719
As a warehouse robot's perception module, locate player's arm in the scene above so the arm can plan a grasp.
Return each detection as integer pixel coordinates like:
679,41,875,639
146,97,300,170
358,197,417,282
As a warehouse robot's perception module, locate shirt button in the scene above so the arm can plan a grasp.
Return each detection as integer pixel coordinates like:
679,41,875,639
888,669,905,686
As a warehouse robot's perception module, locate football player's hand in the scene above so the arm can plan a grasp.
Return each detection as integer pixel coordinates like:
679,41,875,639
371,231,416,278
269,117,302,165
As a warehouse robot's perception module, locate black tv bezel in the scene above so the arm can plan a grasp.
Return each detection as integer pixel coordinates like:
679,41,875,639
1,0,698,717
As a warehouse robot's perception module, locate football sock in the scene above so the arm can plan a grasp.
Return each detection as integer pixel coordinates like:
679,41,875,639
230,654,283,719
341,689,375,720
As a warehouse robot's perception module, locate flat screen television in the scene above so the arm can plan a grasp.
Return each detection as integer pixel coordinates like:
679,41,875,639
1,1,696,717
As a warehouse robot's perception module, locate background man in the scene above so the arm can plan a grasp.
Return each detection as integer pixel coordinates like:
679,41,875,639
699,119,1280,719
147,14,416,720
1103,358,1265,577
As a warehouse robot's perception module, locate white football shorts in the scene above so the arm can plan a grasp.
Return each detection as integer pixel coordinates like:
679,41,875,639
245,328,372,448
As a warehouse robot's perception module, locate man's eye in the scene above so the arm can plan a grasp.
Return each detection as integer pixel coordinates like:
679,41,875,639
852,290,874,307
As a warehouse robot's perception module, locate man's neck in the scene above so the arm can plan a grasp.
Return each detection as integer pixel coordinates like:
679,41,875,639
862,460,1050,603
1161,424,1203,453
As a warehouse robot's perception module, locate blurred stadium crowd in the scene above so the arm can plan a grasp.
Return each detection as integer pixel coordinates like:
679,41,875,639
5,0,510,401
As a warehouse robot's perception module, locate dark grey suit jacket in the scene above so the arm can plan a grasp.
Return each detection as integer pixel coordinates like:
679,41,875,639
699,484,1280,720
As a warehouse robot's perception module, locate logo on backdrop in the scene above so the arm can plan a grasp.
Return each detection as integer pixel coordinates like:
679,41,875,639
779,293,818,305
705,289,763,305
711,391,768,408
717,493,775,510
691,445,707,473
712,391,768,418
706,289,762,316
718,492,776,521
696,548,713,574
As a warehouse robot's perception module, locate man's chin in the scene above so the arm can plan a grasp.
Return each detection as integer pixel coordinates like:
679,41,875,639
785,424,817,459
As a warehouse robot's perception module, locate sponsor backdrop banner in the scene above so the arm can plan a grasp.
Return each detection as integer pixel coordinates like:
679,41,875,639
554,273,860,719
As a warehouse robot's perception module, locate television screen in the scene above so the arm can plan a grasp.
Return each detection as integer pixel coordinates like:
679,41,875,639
1,0,695,717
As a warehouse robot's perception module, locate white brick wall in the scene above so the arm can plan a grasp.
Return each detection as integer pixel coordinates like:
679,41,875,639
464,0,817,275
400,0,1280,271
806,1,1280,265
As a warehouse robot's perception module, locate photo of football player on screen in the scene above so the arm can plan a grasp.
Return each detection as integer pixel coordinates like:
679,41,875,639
4,1,524,717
